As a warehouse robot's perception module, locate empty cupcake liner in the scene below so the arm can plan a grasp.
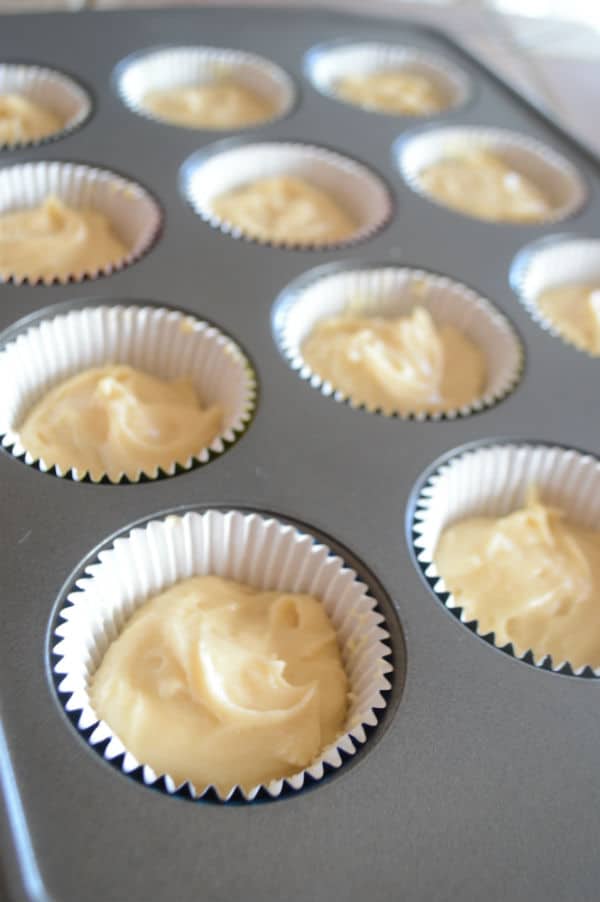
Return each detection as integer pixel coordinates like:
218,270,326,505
51,508,394,802
0,63,92,150
396,126,587,225
410,441,600,677
181,140,392,250
305,41,470,116
511,235,600,356
0,304,256,482
0,161,161,284
115,45,296,130
273,263,523,419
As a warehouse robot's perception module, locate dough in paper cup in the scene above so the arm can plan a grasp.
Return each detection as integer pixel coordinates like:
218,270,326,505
273,263,523,419
0,63,91,149
115,45,295,130
305,41,469,116
181,140,392,250
396,126,586,225
0,161,161,284
0,304,256,482
511,235,600,356
410,441,600,677
52,508,395,802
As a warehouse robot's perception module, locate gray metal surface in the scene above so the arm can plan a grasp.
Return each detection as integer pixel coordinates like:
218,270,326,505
0,6,599,902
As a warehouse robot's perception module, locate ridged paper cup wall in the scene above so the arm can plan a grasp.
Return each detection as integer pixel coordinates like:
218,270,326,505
396,126,587,224
0,304,256,482
305,42,470,115
0,63,91,149
115,45,296,129
52,508,395,802
273,263,523,419
0,161,161,284
410,442,600,677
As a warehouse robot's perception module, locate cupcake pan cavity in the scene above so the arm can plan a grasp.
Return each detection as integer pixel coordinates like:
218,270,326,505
0,63,92,149
396,125,587,224
409,441,600,677
272,263,523,419
0,303,256,481
115,45,296,130
2,8,600,902
305,41,470,116
52,508,395,801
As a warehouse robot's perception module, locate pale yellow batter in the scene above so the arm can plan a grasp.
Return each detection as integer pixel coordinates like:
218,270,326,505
335,70,446,116
142,80,275,129
90,575,349,794
418,150,552,223
536,282,600,355
211,175,357,245
18,364,222,480
434,488,600,669
301,306,486,415
0,93,62,145
0,196,128,282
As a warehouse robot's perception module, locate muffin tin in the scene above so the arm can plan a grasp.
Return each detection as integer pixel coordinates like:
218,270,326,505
1,6,600,902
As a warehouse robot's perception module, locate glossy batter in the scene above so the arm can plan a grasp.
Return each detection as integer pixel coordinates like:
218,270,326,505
418,150,552,223
536,282,600,355
142,80,275,129
335,70,446,115
211,175,357,245
18,364,222,480
434,488,600,669
0,92,62,145
0,196,128,282
301,306,486,414
90,575,349,794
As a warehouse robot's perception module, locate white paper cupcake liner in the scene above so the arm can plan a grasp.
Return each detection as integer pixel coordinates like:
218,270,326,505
0,161,161,285
273,263,523,420
0,304,256,482
0,63,92,150
396,126,587,225
181,140,392,250
411,441,600,677
115,45,296,130
51,508,394,802
305,42,470,116
511,235,600,356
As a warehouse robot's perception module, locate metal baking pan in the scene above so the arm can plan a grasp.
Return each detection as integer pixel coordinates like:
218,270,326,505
1,6,599,901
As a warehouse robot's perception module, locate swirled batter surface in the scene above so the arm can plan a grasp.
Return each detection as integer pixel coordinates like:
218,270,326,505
335,70,446,115
142,80,275,129
537,282,600,355
301,306,485,414
0,196,128,282
18,364,222,480
211,175,357,245
418,150,552,223
0,92,62,145
90,575,349,794
434,489,600,669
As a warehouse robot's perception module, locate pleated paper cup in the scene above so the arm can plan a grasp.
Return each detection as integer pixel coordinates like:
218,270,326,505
511,236,600,356
181,140,392,250
52,508,394,802
0,63,91,149
305,42,469,116
411,441,600,677
273,264,523,419
0,304,256,482
396,126,586,225
115,45,296,130
0,161,161,284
